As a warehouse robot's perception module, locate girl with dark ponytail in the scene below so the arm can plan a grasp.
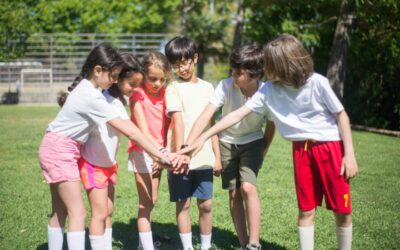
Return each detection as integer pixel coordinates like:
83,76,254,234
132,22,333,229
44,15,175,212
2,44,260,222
38,44,175,250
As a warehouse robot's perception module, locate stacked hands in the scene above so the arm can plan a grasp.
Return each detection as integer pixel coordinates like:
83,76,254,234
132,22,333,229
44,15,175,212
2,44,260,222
153,136,224,176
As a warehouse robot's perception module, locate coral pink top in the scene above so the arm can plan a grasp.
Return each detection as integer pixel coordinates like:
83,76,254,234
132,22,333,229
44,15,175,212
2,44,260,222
128,86,166,152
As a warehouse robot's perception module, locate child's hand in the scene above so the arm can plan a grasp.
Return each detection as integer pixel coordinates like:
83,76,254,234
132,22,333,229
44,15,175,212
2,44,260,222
171,154,190,170
213,160,223,177
152,162,163,177
340,154,358,179
178,136,206,157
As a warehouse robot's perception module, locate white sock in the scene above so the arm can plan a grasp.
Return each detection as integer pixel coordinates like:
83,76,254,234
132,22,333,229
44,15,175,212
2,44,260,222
89,234,105,250
47,225,64,250
336,225,352,250
104,227,112,250
139,231,154,250
298,226,314,250
67,231,85,250
179,232,193,250
200,233,212,250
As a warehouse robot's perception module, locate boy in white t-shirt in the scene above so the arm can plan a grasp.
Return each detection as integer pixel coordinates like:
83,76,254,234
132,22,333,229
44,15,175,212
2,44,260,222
164,36,222,250
181,43,274,250
181,35,358,250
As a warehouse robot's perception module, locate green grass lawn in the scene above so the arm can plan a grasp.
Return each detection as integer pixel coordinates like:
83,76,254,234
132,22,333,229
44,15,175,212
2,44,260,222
0,105,399,249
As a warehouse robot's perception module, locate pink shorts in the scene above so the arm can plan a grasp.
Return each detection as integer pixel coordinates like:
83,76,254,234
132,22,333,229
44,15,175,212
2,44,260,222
292,140,352,214
38,132,81,183
78,158,118,190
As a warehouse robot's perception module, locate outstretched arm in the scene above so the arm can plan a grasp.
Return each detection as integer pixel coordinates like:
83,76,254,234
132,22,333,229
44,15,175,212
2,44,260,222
185,103,217,145
108,118,173,165
336,110,358,179
179,105,253,156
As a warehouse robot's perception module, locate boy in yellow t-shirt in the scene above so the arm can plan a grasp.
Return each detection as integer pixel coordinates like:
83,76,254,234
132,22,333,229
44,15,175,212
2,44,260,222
165,36,222,250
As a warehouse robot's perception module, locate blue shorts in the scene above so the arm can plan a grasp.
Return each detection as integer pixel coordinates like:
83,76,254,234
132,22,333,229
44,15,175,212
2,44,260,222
168,169,213,202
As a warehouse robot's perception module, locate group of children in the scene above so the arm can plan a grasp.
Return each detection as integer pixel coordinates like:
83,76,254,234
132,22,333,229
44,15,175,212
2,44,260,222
38,34,358,250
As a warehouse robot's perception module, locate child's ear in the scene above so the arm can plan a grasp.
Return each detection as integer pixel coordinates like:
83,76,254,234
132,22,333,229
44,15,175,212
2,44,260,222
93,65,103,77
193,53,199,64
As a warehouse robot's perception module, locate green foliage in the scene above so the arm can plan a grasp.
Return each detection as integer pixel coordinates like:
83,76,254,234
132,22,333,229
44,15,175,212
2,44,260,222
32,0,180,33
345,0,400,130
0,1,35,60
1,106,400,249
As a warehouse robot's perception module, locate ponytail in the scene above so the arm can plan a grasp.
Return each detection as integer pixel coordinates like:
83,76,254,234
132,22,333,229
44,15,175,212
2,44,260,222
58,43,122,106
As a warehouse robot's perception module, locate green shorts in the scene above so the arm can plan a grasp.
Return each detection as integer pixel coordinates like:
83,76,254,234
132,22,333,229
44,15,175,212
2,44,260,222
219,139,265,190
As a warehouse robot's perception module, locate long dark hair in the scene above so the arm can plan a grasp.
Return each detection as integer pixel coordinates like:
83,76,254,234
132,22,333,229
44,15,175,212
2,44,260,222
108,53,144,106
57,43,123,106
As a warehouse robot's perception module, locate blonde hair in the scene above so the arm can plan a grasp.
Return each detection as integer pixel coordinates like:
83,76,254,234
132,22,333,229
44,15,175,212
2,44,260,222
264,34,314,88
142,51,172,83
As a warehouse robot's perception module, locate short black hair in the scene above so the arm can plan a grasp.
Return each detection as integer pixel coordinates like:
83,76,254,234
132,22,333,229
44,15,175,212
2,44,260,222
230,42,264,79
164,36,198,64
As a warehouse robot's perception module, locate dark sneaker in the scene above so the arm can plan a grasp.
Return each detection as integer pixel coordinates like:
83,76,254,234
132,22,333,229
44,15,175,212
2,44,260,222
245,243,261,250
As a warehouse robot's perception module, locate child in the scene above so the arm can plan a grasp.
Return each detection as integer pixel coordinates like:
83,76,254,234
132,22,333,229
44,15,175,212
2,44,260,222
180,43,273,250
127,51,171,250
79,53,144,250
180,34,358,250
38,44,173,250
164,36,222,250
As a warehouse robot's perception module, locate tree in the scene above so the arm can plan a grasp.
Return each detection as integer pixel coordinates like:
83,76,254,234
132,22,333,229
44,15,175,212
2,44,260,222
326,0,355,99
0,1,34,61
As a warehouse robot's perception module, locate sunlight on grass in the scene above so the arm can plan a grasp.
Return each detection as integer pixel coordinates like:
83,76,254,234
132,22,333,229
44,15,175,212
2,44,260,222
0,106,399,249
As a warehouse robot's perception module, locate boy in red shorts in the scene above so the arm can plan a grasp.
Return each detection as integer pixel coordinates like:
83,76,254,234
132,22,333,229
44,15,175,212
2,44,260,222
179,34,358,250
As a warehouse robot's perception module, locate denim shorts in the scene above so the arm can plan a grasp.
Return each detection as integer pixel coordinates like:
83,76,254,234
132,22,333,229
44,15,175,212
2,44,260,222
168,168,213,202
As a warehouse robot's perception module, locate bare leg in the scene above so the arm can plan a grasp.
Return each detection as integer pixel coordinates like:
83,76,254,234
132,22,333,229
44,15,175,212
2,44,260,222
176,199,192,233
54,181,86,232
197,199,212,235
240,182,260,246
229,188,247,246
87,187,109,235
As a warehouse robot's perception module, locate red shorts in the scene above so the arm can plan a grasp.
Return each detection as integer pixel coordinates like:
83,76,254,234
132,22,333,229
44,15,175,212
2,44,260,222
292,140,352,214
78,158,118,190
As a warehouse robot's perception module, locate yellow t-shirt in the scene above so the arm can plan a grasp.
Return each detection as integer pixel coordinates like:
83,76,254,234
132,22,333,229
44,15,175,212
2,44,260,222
166,78,215,170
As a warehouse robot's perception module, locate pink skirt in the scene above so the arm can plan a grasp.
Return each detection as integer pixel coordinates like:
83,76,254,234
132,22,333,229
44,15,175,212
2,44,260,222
38,132,81,183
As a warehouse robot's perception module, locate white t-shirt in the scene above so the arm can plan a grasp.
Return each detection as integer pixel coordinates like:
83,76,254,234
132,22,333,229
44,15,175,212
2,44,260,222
246,73,344,141
47,79,119,143
81,90,129,167
210,77,265,144
166,78,215,170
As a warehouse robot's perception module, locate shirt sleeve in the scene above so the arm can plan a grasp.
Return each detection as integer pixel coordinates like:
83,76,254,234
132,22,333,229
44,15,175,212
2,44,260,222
319,78,344,113
165,83,182,115
209,80,226,108
245,83,269,116
86,94,119,126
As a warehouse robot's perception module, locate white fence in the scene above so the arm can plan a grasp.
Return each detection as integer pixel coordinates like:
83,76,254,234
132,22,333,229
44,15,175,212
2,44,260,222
0,33,169,92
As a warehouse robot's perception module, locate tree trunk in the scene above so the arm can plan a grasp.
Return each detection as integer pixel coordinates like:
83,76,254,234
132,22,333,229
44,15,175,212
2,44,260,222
197,43,205,78
232,0,245,49
326,0,355,99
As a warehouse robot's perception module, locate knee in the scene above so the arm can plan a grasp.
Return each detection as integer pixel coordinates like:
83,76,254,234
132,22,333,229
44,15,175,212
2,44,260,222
298,209,315,225
139,200,155,213
198,200,212,214
69,207,86,222
240,182,256,197
335,213,352,227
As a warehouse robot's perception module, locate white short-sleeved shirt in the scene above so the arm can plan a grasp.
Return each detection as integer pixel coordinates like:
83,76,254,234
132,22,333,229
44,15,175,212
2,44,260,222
210,77,265,144
246,73,344,141
47,79,119,143
81,90,129,167
165,78,215,170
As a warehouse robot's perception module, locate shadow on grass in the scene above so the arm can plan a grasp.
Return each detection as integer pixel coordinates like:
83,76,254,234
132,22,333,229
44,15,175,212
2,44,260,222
36,218,287,250
113,217,288,250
